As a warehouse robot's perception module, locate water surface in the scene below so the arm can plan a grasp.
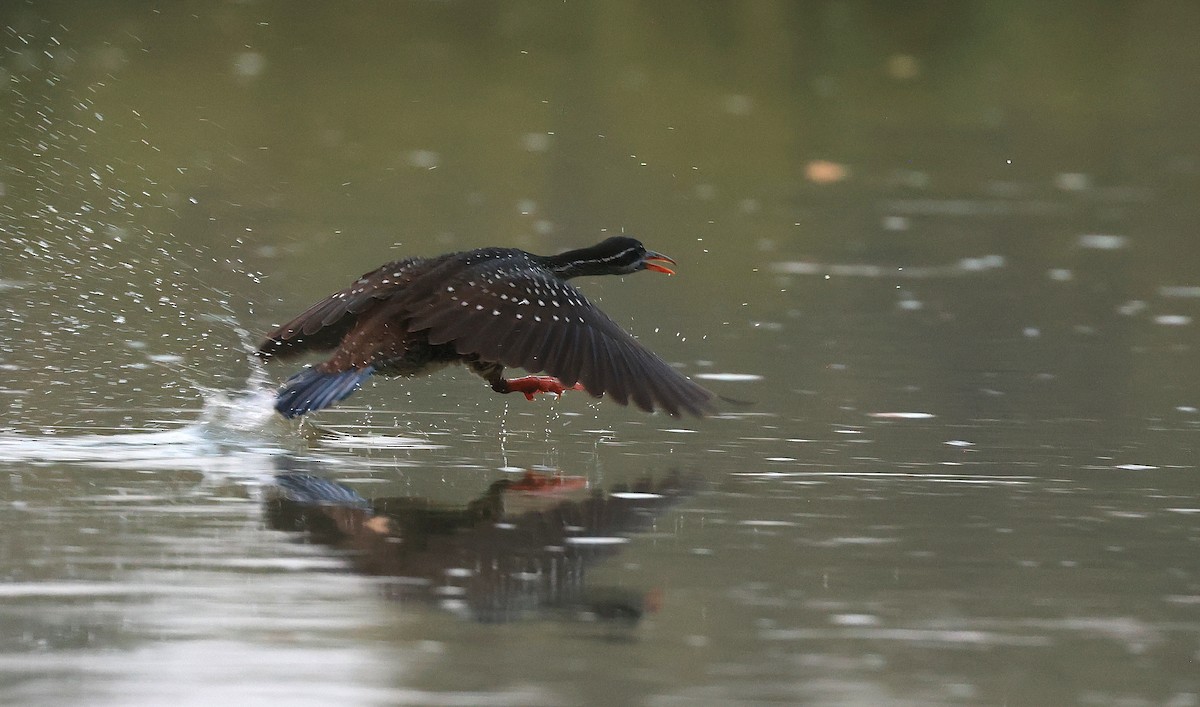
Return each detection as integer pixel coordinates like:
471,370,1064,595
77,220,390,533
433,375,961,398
2,3,1199,705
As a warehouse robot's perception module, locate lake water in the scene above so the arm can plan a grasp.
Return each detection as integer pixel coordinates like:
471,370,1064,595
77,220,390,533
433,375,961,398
2,3,1199,705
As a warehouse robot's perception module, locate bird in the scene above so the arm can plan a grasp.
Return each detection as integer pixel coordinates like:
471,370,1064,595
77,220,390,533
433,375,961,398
256,236,715,418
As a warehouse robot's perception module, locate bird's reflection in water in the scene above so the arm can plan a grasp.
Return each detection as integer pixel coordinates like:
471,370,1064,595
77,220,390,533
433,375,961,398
264,465,696,626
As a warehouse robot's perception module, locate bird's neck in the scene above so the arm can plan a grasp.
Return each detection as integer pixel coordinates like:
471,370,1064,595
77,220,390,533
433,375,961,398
541,244,624,279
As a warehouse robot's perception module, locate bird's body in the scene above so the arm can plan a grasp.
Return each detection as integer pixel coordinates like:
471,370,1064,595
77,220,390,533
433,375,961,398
257,237,713,418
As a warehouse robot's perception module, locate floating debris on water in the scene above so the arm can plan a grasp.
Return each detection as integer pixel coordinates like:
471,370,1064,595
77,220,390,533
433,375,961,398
770,255,1004,278
804,159,848,184
1159,285,1200,298
1117,300,1148,316
695,373,763,382
1153,314,1192,326
564,536,630,546
831,613,882,626
1055,172,1092,191
320,433,447,451
868,412,935,419
1078,234,1129,250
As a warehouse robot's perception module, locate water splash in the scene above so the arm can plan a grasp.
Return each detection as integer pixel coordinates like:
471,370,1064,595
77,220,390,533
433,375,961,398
0,380,287,474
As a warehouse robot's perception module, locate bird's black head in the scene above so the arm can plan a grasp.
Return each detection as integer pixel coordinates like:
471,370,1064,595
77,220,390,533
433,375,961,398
546,236,676,279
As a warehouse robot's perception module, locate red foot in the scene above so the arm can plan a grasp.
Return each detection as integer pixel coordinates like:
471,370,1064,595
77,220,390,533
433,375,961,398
503,375,585,401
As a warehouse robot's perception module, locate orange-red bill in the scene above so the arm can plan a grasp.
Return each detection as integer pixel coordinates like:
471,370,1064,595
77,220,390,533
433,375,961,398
643,251,676,275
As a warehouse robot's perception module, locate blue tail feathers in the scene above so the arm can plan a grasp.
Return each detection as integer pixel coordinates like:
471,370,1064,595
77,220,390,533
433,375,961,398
275,366,375,418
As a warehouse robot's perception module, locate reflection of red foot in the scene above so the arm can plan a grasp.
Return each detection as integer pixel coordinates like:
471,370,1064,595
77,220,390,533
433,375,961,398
508,470,589,493
502,375,585,401
643,587,664,614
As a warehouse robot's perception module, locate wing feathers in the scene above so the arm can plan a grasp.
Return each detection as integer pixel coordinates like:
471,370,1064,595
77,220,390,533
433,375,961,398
404,263,713,415
258,257,425,359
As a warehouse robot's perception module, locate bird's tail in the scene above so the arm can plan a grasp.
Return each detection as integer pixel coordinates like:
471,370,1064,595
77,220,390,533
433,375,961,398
275,366,375,419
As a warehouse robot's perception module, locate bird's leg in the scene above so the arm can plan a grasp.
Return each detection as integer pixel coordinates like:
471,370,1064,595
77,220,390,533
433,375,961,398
469,361,584,401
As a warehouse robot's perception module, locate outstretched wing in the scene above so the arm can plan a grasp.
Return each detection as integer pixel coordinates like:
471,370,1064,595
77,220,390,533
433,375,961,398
404,256,714,417
257,256,430,359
